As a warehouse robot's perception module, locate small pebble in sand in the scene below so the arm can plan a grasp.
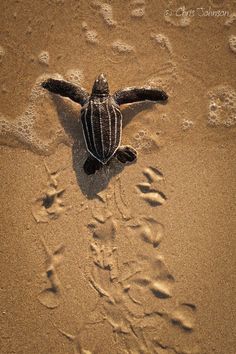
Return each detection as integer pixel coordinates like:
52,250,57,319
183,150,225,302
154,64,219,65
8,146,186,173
0,46,5,63
26,25,32,35
81,21,88,31
38,51,49,66
2,85,8,93
29,55,35,63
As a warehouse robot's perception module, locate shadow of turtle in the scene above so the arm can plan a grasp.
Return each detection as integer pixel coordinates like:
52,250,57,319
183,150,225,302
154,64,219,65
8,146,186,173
52,95,155,199
51,96,122,198
122,101,156,127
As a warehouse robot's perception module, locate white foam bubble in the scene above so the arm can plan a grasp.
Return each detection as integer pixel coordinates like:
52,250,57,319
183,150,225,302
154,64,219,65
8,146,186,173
0,73,71,154
85,30,99,44
146,76,173,95
208,85,236,127
182,119,194,131
112,40,134,53
131,8,145,18
132,128,158,152
151,33,173,55
225,12,236,26
0,119,11,134
81,21,99,44
93,1,117,26
134,129,147,140
209,102,218,111
229,35,236,54
65,69,84,85
38,51,50,66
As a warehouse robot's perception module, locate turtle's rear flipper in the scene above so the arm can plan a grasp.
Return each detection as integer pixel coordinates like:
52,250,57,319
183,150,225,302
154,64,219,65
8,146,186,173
84,155,103,175
116,146,137,163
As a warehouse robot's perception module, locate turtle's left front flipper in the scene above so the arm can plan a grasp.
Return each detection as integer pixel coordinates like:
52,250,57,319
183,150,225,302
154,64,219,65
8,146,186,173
113,87,168,106
42,79,89,106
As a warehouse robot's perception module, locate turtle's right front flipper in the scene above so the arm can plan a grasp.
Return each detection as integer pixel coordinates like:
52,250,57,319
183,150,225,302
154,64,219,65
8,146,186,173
42,79,89,106
113,87,168,106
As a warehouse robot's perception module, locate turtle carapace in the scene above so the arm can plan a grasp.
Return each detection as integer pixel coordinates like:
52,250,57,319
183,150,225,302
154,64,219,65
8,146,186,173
42,73,168,175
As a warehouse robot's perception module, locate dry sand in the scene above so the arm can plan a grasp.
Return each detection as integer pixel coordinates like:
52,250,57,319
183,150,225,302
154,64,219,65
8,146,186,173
0,0,236,353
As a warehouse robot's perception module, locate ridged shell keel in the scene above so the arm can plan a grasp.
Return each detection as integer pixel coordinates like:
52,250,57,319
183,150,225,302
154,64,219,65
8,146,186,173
81,98,122,164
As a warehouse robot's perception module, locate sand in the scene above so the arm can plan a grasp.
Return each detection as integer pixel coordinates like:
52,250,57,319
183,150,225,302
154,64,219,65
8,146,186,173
0,1,236,353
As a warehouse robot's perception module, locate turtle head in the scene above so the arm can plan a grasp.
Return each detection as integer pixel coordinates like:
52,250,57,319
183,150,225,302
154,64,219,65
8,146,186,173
92,73,109,96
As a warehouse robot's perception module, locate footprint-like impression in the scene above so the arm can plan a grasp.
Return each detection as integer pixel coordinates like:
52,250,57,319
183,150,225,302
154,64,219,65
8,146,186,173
136,166,167,206
123,255,175,300
88,210,117,242
32,163,70,223
38,237,65,309
170,303,197,332
128,216,164,248
88,211,118,281
56,322,102,354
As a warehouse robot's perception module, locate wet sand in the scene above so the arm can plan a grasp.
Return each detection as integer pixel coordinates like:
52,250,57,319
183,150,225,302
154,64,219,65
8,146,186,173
0,1,236,353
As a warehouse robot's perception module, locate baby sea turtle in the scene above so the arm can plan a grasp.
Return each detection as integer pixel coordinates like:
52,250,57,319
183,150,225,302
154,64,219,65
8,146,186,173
42,74,168,175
